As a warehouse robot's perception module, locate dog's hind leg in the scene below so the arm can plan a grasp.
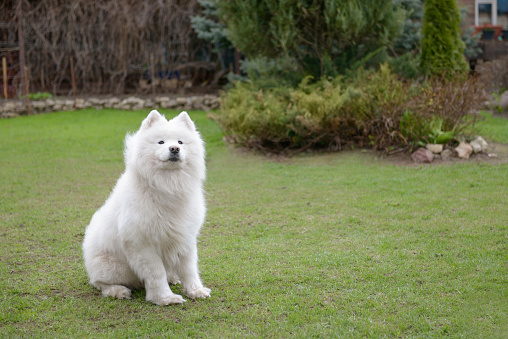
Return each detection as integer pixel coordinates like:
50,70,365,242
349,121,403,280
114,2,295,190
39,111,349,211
85,252,141,299
94,283,132,299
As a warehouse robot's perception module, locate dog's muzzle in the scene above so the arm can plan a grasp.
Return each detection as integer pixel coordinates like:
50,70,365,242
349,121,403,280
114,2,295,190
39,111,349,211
168,145,180,162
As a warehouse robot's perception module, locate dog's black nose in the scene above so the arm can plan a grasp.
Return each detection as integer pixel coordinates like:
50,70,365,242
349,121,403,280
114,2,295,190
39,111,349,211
170,145,180,154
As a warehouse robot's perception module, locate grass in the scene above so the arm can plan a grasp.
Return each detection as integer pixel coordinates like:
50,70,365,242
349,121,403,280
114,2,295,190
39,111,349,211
1,109,507,338
478,111,508,144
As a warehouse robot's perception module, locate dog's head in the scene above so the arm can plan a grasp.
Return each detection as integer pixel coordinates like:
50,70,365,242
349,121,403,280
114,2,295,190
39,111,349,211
125,110,205,181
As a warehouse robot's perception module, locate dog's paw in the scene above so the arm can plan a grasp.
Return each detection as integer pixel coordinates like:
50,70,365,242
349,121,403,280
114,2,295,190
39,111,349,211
185,286,211,299
101,285,132,299
149,293,186,306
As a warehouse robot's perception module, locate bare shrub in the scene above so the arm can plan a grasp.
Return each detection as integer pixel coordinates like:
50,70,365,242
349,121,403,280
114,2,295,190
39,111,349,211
477,56,508,93
2,0,206,95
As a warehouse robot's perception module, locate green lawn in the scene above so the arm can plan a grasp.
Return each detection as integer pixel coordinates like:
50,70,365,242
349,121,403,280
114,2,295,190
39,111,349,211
1,109,507,338
478,112,508,144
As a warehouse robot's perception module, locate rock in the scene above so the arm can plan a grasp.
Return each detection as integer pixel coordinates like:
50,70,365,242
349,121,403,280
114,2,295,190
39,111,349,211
117,97,145,110
441,149,453,160
499,91,508,110
1,102,12,111
131,103,144,111
120,96,144,108
3,101,20,112
106,98,120,108
143,99,155,108
470,136,488,153
31,101,47,111
455,142,473,159
411,148,434,163
88,98,104,106
44,99,56,109
63,100,75,110
75,98,86,109
161,99,178,109
155,96,170,105
426,144,443,154
176,97,187,105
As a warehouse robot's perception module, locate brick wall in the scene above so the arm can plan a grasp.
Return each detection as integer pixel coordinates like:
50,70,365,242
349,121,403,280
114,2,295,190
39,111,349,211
459,0,476,27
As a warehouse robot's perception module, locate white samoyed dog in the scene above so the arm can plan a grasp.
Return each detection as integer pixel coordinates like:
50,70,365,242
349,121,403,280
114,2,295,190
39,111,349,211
82,110,210,305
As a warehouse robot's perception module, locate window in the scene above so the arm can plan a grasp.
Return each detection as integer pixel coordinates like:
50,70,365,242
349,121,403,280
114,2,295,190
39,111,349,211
475,0,508,28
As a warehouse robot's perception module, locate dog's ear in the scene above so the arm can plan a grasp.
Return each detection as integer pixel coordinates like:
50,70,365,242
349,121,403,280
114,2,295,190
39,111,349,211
141,110,163,129
175,111,196,131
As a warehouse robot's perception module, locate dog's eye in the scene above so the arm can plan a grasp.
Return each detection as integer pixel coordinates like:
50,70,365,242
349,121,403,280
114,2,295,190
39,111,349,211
178,141,183,145
158,141,165,145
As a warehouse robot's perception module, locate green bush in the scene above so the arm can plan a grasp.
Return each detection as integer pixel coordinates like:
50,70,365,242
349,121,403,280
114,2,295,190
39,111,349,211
217,0,405,78
218,82,296,149
239,56,305,89
219,76,355,151
388,53,420,79
217,66,486,153
20,92,53,100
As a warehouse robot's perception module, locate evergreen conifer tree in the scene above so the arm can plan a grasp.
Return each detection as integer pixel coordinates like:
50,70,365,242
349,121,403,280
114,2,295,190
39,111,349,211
419,0,469,76
190,0,231,51
215,0,405,78
393,0,424,54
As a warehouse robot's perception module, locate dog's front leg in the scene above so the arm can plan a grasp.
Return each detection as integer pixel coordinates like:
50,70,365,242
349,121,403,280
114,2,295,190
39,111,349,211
179,243,211,299
124,247,185,305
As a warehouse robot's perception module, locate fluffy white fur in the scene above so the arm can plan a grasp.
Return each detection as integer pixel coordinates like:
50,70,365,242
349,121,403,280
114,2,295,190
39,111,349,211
82,110,210,305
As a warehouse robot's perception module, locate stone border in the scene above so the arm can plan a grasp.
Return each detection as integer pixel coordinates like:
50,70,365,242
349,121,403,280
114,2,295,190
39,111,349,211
0,95,220,118
411,137,494,163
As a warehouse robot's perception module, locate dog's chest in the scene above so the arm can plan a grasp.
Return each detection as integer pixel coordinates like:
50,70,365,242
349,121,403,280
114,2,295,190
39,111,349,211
139,198,202,236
